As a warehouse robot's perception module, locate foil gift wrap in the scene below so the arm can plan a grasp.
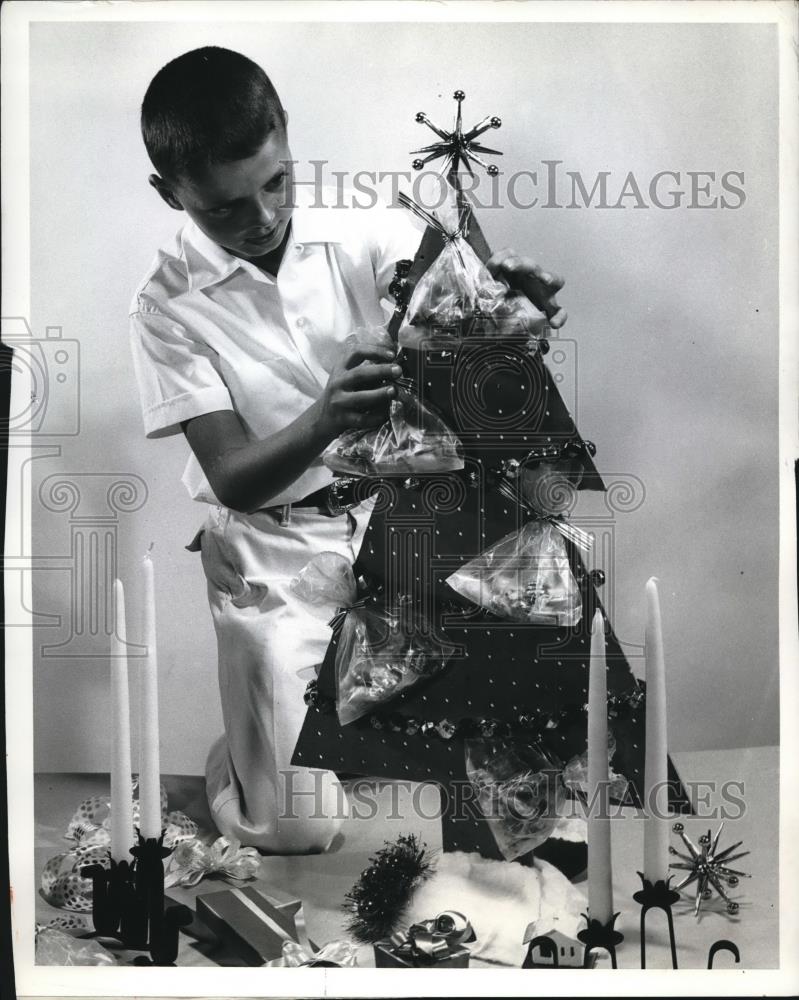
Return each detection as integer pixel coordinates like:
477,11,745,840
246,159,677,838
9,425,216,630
465,739,566,861
334,601,454,725
446,519,582,627
396,182,545,350
374,910,473,968
195,885,319,966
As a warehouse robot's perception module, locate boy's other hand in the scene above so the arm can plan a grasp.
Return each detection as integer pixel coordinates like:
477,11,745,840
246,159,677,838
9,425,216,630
317,338,401,438
486,248,568,329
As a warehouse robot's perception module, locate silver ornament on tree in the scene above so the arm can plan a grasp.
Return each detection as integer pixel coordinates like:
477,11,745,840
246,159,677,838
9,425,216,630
412,90,502,176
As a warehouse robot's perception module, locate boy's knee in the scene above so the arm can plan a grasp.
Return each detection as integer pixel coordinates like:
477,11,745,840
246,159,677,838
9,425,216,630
267,768,349,853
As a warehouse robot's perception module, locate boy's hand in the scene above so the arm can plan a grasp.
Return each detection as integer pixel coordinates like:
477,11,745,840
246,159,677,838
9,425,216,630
486,248,568,329
317,336,401,437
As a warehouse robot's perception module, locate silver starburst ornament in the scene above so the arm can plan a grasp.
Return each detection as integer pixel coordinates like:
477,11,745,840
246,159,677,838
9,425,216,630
669,821,750,916
412,90,502,177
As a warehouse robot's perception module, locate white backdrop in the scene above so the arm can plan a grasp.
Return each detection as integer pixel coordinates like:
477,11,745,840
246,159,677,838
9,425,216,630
27,19,778,773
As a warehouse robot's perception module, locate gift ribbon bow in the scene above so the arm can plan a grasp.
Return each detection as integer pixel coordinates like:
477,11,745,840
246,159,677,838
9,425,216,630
267,938,358,968
163,835,260,888
40,785,199,912
327,597,370,635
397,191,470,266
496,475,593,553
388,910,474,962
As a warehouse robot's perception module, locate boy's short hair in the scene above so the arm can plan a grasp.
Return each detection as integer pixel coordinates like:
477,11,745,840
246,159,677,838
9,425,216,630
141,46,285,183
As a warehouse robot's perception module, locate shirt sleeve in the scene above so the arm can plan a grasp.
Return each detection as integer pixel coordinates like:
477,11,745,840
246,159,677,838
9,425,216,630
129,305,234,439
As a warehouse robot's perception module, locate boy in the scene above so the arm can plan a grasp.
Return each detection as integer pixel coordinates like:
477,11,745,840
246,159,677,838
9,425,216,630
130,46,567,853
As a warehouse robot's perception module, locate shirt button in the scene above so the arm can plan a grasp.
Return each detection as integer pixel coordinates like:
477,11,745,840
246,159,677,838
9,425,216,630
294,243,304,253
296,316,307,327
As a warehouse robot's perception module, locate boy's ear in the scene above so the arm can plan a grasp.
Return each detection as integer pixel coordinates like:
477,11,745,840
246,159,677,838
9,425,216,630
148,174,184,212
281,108,289,128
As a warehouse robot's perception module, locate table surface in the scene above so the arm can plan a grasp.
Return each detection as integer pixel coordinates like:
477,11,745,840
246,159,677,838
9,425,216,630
33,745,778,970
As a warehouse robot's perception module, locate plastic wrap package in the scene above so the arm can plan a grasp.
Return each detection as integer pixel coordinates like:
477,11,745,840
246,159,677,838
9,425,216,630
323,385,464,477
396,182,545,349
335,600,453,725
35,925,117,965
561,733,630,802
464,739,566,861
445,520,582,626
290,551,359,613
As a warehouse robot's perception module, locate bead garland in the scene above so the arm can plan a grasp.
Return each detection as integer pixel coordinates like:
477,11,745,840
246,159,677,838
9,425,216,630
303,677,644,745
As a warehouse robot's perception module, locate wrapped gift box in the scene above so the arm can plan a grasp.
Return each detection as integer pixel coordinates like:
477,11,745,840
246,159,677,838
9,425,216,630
374,940,470,968
164,880,299,945
195,885,318,966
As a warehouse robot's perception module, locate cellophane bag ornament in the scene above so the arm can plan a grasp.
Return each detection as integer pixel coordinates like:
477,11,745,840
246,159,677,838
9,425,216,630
561,733,630,802
335,598,453,725
290,551,359,613
445,520,582,626
396,181,546,349
322,324,464,476
464,739,566,861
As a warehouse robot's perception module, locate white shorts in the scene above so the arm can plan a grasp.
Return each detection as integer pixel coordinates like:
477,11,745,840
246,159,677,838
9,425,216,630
191,497,376,853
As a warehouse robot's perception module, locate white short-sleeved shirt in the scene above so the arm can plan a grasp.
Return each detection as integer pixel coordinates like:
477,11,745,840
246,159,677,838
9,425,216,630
129,186,423,507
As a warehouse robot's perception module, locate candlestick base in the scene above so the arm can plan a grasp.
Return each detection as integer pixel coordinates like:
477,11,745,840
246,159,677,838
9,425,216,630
707,939,740,969
81,829,192,965
576,912,624,969
633,872,680,969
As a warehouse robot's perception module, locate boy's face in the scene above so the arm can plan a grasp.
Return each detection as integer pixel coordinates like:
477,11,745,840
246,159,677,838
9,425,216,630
155,129,294,261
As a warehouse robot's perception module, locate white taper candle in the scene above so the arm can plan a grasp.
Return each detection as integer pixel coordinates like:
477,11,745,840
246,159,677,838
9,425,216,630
110,579,134,863
139,546,162,840
643,577,669,883
587,608,613,924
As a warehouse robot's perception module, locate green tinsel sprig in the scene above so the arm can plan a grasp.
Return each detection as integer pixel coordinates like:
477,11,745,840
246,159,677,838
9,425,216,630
342,833,437,943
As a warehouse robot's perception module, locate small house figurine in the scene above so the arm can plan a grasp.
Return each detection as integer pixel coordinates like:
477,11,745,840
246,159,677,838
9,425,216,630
522,925,592,968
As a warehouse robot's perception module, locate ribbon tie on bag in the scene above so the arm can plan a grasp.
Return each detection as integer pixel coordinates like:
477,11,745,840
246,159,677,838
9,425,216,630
388,910,474,963
327,597,370,636
397,191,470,267
544,516,593,553
495,474,593,553
163,835,260,889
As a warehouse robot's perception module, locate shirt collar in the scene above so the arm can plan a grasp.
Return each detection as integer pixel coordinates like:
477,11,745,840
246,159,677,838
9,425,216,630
180,184,347,292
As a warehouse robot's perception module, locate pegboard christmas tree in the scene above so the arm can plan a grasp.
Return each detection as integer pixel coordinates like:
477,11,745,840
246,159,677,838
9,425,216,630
292,92,691,872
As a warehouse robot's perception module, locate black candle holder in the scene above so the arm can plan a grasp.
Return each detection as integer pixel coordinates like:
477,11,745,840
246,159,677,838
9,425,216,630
576,912,624,968
707,939,740,969
633,872,680,969
81,829,192,965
